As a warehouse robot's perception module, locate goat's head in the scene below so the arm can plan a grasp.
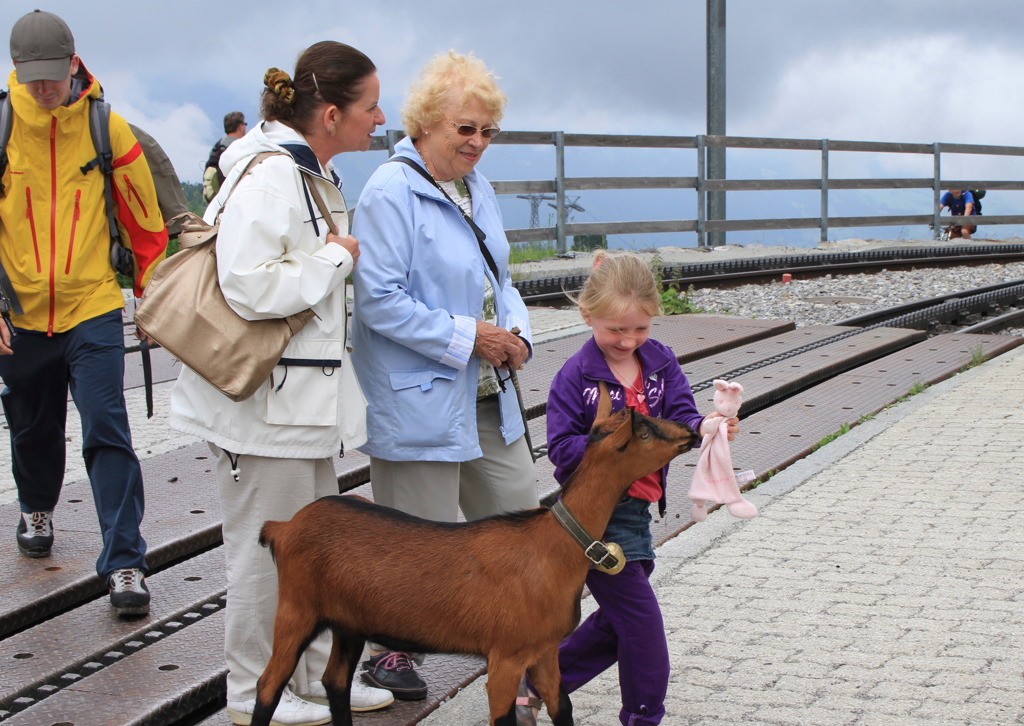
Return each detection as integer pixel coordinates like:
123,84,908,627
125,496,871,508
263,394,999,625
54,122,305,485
587,404,697,484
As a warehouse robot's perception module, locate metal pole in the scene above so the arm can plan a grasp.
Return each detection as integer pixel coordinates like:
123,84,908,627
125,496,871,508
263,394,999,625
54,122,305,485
386,129,402,156
554,130,567,255
933,142,942,238
706,0,726,246
821,139,829,243
696,134,706,248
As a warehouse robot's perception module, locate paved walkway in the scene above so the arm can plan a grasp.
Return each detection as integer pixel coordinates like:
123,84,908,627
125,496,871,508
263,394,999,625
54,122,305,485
423,344,1024,725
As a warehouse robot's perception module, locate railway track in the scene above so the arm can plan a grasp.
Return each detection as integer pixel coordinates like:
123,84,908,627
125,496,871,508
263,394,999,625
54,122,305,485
513,243,1024,303
1,246,1023,726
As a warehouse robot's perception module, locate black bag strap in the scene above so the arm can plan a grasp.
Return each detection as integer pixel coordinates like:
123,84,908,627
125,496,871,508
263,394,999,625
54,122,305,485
0,94,24,317
390,155,499,281
301,172,340,237
0,92,12,197
77,97,136,278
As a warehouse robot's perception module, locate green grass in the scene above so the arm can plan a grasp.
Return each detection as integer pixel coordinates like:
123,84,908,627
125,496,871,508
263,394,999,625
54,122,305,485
661,284,704,315
813,377,934,451
812,423,852,452
509,241,560,265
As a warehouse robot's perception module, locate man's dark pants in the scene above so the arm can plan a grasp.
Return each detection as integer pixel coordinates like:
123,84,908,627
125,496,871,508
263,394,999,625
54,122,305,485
0,309,147,578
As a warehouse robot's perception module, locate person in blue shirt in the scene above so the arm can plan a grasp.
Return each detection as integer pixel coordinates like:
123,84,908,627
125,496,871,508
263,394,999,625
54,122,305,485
939,189,980,240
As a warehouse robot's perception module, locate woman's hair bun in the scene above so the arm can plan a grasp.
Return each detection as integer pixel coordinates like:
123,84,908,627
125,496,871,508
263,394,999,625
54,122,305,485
264,67,296,105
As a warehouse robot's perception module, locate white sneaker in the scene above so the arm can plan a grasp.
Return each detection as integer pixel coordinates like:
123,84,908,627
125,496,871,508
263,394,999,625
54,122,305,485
303,679,395,712
226,687,330,726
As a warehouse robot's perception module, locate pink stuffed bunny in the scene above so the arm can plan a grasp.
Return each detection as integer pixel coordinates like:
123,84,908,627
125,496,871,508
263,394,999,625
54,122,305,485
688,379,758,522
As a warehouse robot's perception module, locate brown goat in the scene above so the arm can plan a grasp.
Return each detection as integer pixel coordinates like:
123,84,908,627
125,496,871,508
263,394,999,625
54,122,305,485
250,404,696,726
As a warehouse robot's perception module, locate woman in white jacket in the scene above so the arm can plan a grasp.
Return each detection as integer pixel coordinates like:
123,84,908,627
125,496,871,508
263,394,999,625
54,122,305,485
169,42,391,725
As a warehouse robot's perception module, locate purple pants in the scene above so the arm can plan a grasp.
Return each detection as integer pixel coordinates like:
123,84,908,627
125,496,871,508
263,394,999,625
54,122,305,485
558,559,668,726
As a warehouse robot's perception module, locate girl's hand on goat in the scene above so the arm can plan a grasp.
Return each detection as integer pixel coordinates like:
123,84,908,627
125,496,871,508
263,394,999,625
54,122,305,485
474,322,527,369
328,232,360,265
700,413,741,441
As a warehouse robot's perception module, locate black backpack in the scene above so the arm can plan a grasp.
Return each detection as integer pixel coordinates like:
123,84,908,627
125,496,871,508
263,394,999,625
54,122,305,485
205,138,230,184
968,189,985,214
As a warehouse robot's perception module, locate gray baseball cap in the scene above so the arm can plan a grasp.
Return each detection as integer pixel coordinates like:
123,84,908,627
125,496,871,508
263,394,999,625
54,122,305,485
10,10,75,83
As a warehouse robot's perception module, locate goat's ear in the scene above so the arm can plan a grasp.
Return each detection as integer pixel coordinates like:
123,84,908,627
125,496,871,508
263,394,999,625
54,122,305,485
596,381,613,420
629,409,653,442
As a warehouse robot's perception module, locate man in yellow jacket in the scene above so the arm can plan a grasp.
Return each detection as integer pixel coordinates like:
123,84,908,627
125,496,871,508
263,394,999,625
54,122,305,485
0,10,168,616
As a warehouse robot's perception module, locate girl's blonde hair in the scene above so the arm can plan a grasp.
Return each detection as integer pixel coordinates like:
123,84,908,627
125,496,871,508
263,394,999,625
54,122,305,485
575,250,662,320
402,50,507,139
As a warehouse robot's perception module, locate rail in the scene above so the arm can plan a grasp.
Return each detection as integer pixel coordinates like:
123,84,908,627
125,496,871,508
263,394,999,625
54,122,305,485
369,132,1024,252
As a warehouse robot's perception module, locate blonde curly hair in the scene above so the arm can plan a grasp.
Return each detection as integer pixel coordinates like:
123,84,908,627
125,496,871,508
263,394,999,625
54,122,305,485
402,50,507,139
575,251,663,320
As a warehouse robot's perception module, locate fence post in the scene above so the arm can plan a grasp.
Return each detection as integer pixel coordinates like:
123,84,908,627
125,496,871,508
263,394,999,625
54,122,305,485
386,129,402,156
554,130,567,255
933,142,942,238
821,139,829,243
696,134,707,248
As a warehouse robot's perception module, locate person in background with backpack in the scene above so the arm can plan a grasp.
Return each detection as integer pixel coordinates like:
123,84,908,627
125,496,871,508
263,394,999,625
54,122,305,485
939,189,982,240
0,10,168,616
202,111,247,203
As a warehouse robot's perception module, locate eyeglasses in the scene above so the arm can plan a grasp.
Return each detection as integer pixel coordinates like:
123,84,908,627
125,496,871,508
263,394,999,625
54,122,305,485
450,121,501,139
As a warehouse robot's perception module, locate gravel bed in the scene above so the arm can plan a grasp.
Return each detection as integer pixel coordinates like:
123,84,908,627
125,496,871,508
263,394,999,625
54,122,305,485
685,261,1024,337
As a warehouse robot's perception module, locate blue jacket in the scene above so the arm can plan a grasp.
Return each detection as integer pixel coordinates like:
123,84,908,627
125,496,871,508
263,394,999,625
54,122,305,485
351,136,532,462
546,336,706,515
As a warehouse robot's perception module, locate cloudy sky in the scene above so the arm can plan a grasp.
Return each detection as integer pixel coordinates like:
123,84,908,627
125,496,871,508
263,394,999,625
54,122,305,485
4,1,1024,246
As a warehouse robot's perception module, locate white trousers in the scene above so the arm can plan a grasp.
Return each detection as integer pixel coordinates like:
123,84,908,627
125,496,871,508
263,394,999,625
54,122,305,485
213,444,338,701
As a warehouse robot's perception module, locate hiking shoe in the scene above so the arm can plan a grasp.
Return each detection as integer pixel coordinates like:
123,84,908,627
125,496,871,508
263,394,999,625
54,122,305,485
227,687,330,726
303,679,394,712
16,511,53,558
108,568,150,617
360,650,428,700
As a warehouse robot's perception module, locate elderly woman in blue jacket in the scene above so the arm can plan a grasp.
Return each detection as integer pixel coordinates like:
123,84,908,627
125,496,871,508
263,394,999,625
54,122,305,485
350,50,539,699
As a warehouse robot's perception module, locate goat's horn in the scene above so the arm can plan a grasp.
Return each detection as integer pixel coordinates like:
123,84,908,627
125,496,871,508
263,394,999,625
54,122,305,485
597,381,612,419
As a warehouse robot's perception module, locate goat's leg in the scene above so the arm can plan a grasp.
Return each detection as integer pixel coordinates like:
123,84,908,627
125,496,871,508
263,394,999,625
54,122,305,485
251,605,319,726
321,627,366,726
487,656,532,726
530,647,574,726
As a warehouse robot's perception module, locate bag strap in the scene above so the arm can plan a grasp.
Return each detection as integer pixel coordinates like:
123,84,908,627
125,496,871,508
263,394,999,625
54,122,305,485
215,151,287,217
302,173,340,237
77,97,137,279
389,155,499,281
0,94,24,317
0,92,12,197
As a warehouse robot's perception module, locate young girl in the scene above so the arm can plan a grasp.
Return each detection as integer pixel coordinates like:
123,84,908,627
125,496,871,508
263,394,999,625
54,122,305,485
533,251,739,726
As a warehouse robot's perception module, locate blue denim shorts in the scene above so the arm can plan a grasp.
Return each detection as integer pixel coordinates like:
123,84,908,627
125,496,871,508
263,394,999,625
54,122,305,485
601,496,656,561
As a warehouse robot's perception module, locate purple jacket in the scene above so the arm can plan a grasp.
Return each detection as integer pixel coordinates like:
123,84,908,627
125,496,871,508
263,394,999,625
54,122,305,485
546,336,706,516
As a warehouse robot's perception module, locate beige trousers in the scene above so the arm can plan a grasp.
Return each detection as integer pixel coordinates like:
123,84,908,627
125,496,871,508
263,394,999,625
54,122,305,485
369,396,539,522
213,444,338,702
367,397,539,659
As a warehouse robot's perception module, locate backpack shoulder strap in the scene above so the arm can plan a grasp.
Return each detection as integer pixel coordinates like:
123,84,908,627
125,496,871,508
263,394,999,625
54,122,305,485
0,92,13,196
79,98,119,239
0,91,24,316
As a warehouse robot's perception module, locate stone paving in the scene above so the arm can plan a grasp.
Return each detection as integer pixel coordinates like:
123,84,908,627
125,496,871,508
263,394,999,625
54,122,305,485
422,344,1024,725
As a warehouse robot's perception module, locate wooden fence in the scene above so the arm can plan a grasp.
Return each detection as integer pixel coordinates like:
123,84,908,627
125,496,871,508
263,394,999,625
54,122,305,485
371,131,1024,253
